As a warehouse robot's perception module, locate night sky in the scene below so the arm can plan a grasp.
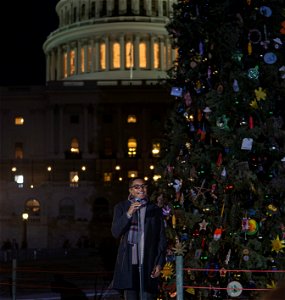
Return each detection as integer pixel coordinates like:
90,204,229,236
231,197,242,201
0,0,59,86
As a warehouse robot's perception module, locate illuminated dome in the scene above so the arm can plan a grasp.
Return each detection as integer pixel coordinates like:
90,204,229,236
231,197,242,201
43,0,176,84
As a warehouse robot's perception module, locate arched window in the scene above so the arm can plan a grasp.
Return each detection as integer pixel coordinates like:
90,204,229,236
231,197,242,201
125,41,133,68
153,41,160,69
139,42,147,69
25,198,40,216
128,137,137,157
100,42,106,70
112,42,120,69
70,49,76,75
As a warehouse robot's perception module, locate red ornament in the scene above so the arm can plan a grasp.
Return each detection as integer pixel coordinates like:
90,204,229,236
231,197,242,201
249,116,254,129
216,152,223,166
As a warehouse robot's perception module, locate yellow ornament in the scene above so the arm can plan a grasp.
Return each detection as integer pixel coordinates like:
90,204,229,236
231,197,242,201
266,280,277,289
161,262,174,280
255,87,267,101
186,287,195,295
271,235,285,253
172,241,187,256
248,42,252,55
250,99,258,109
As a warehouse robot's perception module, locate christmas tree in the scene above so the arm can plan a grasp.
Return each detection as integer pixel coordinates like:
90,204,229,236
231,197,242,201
154,0,285,299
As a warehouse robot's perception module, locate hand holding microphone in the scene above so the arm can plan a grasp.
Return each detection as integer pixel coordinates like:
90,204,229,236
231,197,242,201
127,198,142,216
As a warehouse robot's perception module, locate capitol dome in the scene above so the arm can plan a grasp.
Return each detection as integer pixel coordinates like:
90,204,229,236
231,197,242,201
43,0,177,84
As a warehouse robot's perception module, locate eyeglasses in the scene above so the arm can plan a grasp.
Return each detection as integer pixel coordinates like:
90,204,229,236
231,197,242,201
130,184,147,189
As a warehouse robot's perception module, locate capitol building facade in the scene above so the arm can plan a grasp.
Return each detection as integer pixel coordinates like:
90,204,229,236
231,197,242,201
0,0,176,250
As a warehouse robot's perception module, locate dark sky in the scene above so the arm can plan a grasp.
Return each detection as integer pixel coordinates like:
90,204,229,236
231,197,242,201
0,0,59,86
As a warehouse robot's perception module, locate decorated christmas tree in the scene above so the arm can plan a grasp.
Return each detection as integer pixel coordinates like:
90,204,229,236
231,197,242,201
154,0,285,299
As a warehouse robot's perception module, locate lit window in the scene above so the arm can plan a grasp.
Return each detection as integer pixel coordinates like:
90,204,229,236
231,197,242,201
125,41,134,68
70,138,80,153
153,42,160,69
15,143,24,159
152,142,160,157
128,138,137,157
70,171,79,187
139,42,147,68
128,171,138,178
15,175,24,188
113,42,120,69
15,117,24,125
103,172,112,182
70,49,76,75
25,198,40,215
127,115,137,123
100,42,106,70
80,47,85,73
63,52,68,78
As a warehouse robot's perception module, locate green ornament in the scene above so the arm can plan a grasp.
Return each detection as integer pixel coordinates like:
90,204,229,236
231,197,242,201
248,66,259,79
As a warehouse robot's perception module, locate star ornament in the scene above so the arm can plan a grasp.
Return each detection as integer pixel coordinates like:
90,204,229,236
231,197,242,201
271,235,285,253
199,219,209,231
255,87,267,101
161,262,174,280
250,99,258,109
266,280,277,290
172,241,187,256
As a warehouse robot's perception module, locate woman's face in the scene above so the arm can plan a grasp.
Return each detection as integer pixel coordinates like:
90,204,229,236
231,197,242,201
129,179,147,199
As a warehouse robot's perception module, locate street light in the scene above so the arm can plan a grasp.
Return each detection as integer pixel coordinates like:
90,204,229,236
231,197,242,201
21,212,29,249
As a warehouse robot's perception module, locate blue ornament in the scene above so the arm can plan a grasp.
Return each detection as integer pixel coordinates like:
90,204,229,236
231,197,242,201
264,52,277,64
260,6,272,17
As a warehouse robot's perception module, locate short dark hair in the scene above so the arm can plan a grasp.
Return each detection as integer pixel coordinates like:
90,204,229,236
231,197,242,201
129,177,144,188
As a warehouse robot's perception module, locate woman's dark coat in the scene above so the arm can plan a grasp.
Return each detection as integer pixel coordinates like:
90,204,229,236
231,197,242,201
111,199,167,293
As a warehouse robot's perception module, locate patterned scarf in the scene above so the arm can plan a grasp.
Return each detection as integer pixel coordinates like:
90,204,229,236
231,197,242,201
127,196,148,245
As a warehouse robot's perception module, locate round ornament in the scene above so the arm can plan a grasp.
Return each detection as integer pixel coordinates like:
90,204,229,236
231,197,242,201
227,281,243,297
246,219,258,235
260,6,272,17
264,52,277,64
248,66,259,79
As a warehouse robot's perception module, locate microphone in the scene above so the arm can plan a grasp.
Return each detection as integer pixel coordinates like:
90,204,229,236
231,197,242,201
135,198,141,203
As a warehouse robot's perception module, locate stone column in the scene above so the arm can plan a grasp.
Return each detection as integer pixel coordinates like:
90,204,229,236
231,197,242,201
145,0,152,16
134,35,140,70
95,40,100,71
51,50,56,81
105,36,110,71
46,53,51,82
56,46,62,80
120,35,125,70
84,42,88,73
67,44,71,77
91,39,95,72
119,0,127,14
150,35,155,69
160,38,164,70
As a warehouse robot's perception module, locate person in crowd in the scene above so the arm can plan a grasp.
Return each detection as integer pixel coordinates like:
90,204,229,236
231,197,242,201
111,177,167,300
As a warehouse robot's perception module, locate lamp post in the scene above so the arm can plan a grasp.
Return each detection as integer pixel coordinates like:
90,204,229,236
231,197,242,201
21,212,29,249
